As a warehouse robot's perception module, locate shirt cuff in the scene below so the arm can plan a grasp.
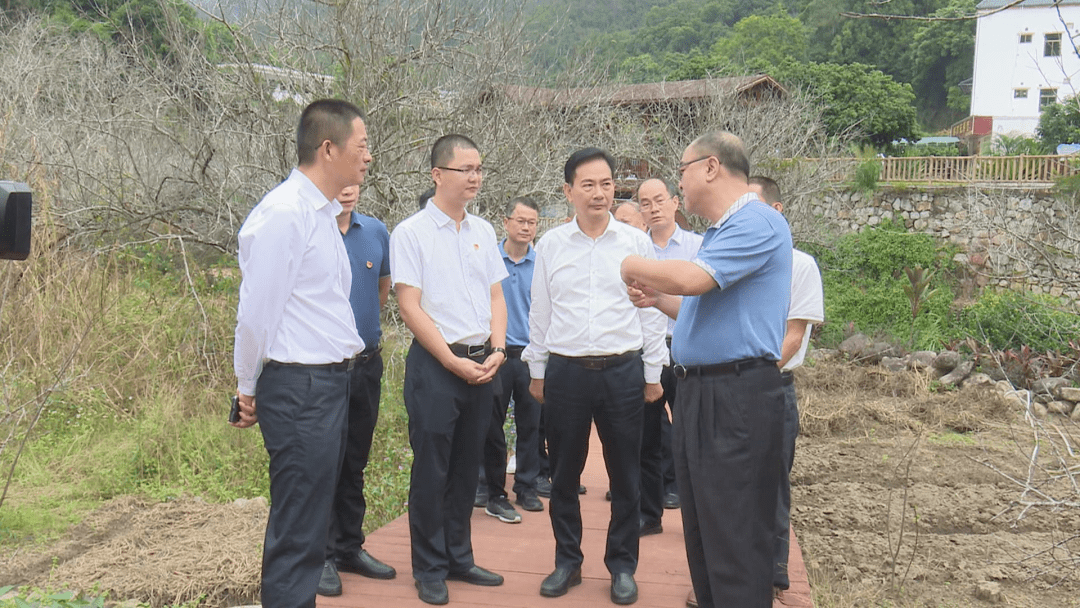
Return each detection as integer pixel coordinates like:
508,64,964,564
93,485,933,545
237,379,256,396
528,360,547,380
644,365,663,385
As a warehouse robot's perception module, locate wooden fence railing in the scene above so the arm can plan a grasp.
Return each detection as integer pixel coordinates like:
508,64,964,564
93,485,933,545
828,155,1080,184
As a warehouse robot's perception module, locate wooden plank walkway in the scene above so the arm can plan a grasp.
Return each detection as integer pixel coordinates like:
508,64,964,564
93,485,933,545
319,425,813,608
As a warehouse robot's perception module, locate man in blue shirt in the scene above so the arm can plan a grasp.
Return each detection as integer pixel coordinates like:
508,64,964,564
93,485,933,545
318,183,396,596
621,131,792,608
477,196,545,523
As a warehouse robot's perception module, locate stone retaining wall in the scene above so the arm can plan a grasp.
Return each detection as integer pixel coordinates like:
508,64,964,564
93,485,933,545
800,187,1080,304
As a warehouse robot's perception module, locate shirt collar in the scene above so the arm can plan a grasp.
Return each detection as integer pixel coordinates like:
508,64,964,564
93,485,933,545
570,213,619,240
711,191,760,229
290,168,338,213
349,210,364,229
500,239,535,264
424,200,470,229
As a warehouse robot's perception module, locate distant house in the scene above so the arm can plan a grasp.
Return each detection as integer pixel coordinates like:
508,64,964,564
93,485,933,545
967,0,1080,141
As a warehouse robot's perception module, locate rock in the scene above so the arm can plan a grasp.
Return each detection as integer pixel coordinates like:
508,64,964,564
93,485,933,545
981,355,1008,381
1072,405,1080,422
1032,402,1049,419
939,360,974,387
1034,392,1052,404
1047,401,1074,416
975,581,1004,604
932,351,962,374
1056,386,1080,402
965,373,993,387
838,334,871,358
863,342,898,364
908,351,937,371
994,380,1015,394
881,356,907,373
809,348,840,362
1032,377,1071,395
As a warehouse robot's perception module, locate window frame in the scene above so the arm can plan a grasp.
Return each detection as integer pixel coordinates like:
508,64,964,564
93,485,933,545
1040,88,1058,109
1015,88,1029,99
1045,32,1062,57
1020,33,1033,44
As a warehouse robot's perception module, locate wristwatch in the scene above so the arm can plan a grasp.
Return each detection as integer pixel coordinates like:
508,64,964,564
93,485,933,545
491,347,507,357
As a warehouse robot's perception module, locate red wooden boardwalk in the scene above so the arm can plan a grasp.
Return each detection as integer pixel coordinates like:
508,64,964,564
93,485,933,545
319,426,813,608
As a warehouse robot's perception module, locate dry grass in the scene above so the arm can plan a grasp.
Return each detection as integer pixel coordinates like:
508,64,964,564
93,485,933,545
797,359,1013,438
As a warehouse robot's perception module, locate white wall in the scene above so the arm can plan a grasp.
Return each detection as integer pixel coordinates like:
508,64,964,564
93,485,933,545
971,4,1080,136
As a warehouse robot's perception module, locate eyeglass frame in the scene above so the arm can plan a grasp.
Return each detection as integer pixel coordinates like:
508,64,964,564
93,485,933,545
676,155,716,176
436,165,484,177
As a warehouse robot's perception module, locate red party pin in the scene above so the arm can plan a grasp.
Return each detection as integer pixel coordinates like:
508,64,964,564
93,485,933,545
366,261,373,269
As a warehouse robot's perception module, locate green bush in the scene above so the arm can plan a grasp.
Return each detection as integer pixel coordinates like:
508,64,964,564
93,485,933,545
853,158,881,193
959,290,1080,352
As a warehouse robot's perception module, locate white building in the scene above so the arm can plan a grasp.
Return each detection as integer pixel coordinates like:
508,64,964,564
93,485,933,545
970,0,1080,137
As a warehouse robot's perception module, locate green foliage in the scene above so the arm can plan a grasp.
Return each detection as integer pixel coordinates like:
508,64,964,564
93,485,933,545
907,0,975,117
1037,95,1080,152
0,588,106,608
808,219,956,349
959,290,1080,352
854,158,881,193
711,10,808,68
989,134,1049,156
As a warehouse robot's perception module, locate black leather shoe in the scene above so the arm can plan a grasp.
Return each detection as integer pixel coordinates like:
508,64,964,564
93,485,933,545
447,565,504,586
611,572,638,605
536,477,552,497
317,560,342,597
415,579,449,605
337,549,397,580
540,566,582,597
605,490,612,501
640,519,663,536
516,490,544,512
663,492,681,509
578,484,587,494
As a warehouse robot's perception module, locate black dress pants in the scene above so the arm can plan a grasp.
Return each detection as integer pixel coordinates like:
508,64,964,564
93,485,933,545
659,363,678,495
639,394,666,525
327,350,383,559
674,362,784,608
257,360,351,608
483,353,542,497
544,353,644,574
404,340,492,582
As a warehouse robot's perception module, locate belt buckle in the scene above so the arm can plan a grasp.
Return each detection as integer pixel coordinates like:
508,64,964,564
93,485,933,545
467,345,487,358
673,364,687,379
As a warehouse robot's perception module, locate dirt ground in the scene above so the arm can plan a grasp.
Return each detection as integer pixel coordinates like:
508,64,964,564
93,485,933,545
2,360,1079,607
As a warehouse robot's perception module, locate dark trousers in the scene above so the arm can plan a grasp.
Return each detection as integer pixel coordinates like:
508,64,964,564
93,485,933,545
327,351,383,559
404,340,492,581
659,364,677,495
538,404,550,481
257,360,351,608
545,353,644,574
483,354,542,497
774,378,799,589
674,363,784,608
639,395,666,525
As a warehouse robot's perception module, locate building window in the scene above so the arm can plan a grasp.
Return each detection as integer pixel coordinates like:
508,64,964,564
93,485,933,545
1015,88,1029,98
1020,33,1033,43
1045,33,1062,57
1040,88,1058,109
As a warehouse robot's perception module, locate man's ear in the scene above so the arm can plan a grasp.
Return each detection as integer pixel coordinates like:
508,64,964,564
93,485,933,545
772,202,784,214
563,182,573,202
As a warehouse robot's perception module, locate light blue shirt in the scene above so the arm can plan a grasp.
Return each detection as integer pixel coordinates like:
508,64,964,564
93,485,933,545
341,211,391,349
499,240,535,348
671,195,792,366
650,225,704,337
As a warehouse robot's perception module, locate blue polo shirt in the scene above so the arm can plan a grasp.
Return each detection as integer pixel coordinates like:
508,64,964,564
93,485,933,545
671,198,792,366
341,211,391,349
499,239,535,348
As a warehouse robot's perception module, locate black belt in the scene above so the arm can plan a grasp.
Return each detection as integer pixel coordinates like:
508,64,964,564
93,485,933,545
665,336,672,349
357,346,382,364
506,345,526,359
449,341,491,361
266,358,354,372
673,357,775,379
553,350,638,371
780,370,794,386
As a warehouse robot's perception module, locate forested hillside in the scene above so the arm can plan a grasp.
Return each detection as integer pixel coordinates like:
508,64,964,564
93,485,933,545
525,0,976,130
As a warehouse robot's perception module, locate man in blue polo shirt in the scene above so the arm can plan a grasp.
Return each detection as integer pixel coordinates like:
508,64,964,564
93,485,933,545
621,130,792,608
318,183,397,596
477,196,545,524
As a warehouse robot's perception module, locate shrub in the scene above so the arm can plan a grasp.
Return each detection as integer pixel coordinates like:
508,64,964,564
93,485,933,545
959,290,1080,353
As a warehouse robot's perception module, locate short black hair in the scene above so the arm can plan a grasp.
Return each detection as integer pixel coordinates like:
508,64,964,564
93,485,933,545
748,175,782,204
296,99,366,165
417,187,435,210
505,196,540,217
689,131,750,180
564,147,615,185
635,177,678,200
431,134,479,169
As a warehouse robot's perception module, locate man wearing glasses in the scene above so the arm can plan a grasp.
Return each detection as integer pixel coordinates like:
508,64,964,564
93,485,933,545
621,131,792,608
476,196,545,524
390,134,508,605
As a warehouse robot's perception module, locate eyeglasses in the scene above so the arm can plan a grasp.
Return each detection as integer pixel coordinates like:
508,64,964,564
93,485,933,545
677,156,714,176
437,165,483,177
507,217,538,227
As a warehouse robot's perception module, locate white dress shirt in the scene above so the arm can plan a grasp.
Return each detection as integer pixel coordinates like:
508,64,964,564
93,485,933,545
389,202,508,345
649,225,704,336
784,248,825,372
523,215,669,384
234,169,364,395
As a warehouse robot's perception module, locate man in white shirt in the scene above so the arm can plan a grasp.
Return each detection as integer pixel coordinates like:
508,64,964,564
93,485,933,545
636,177,703,531
748,175,824,599
390,134,509,606
232,99,370,608
524,148,668,605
